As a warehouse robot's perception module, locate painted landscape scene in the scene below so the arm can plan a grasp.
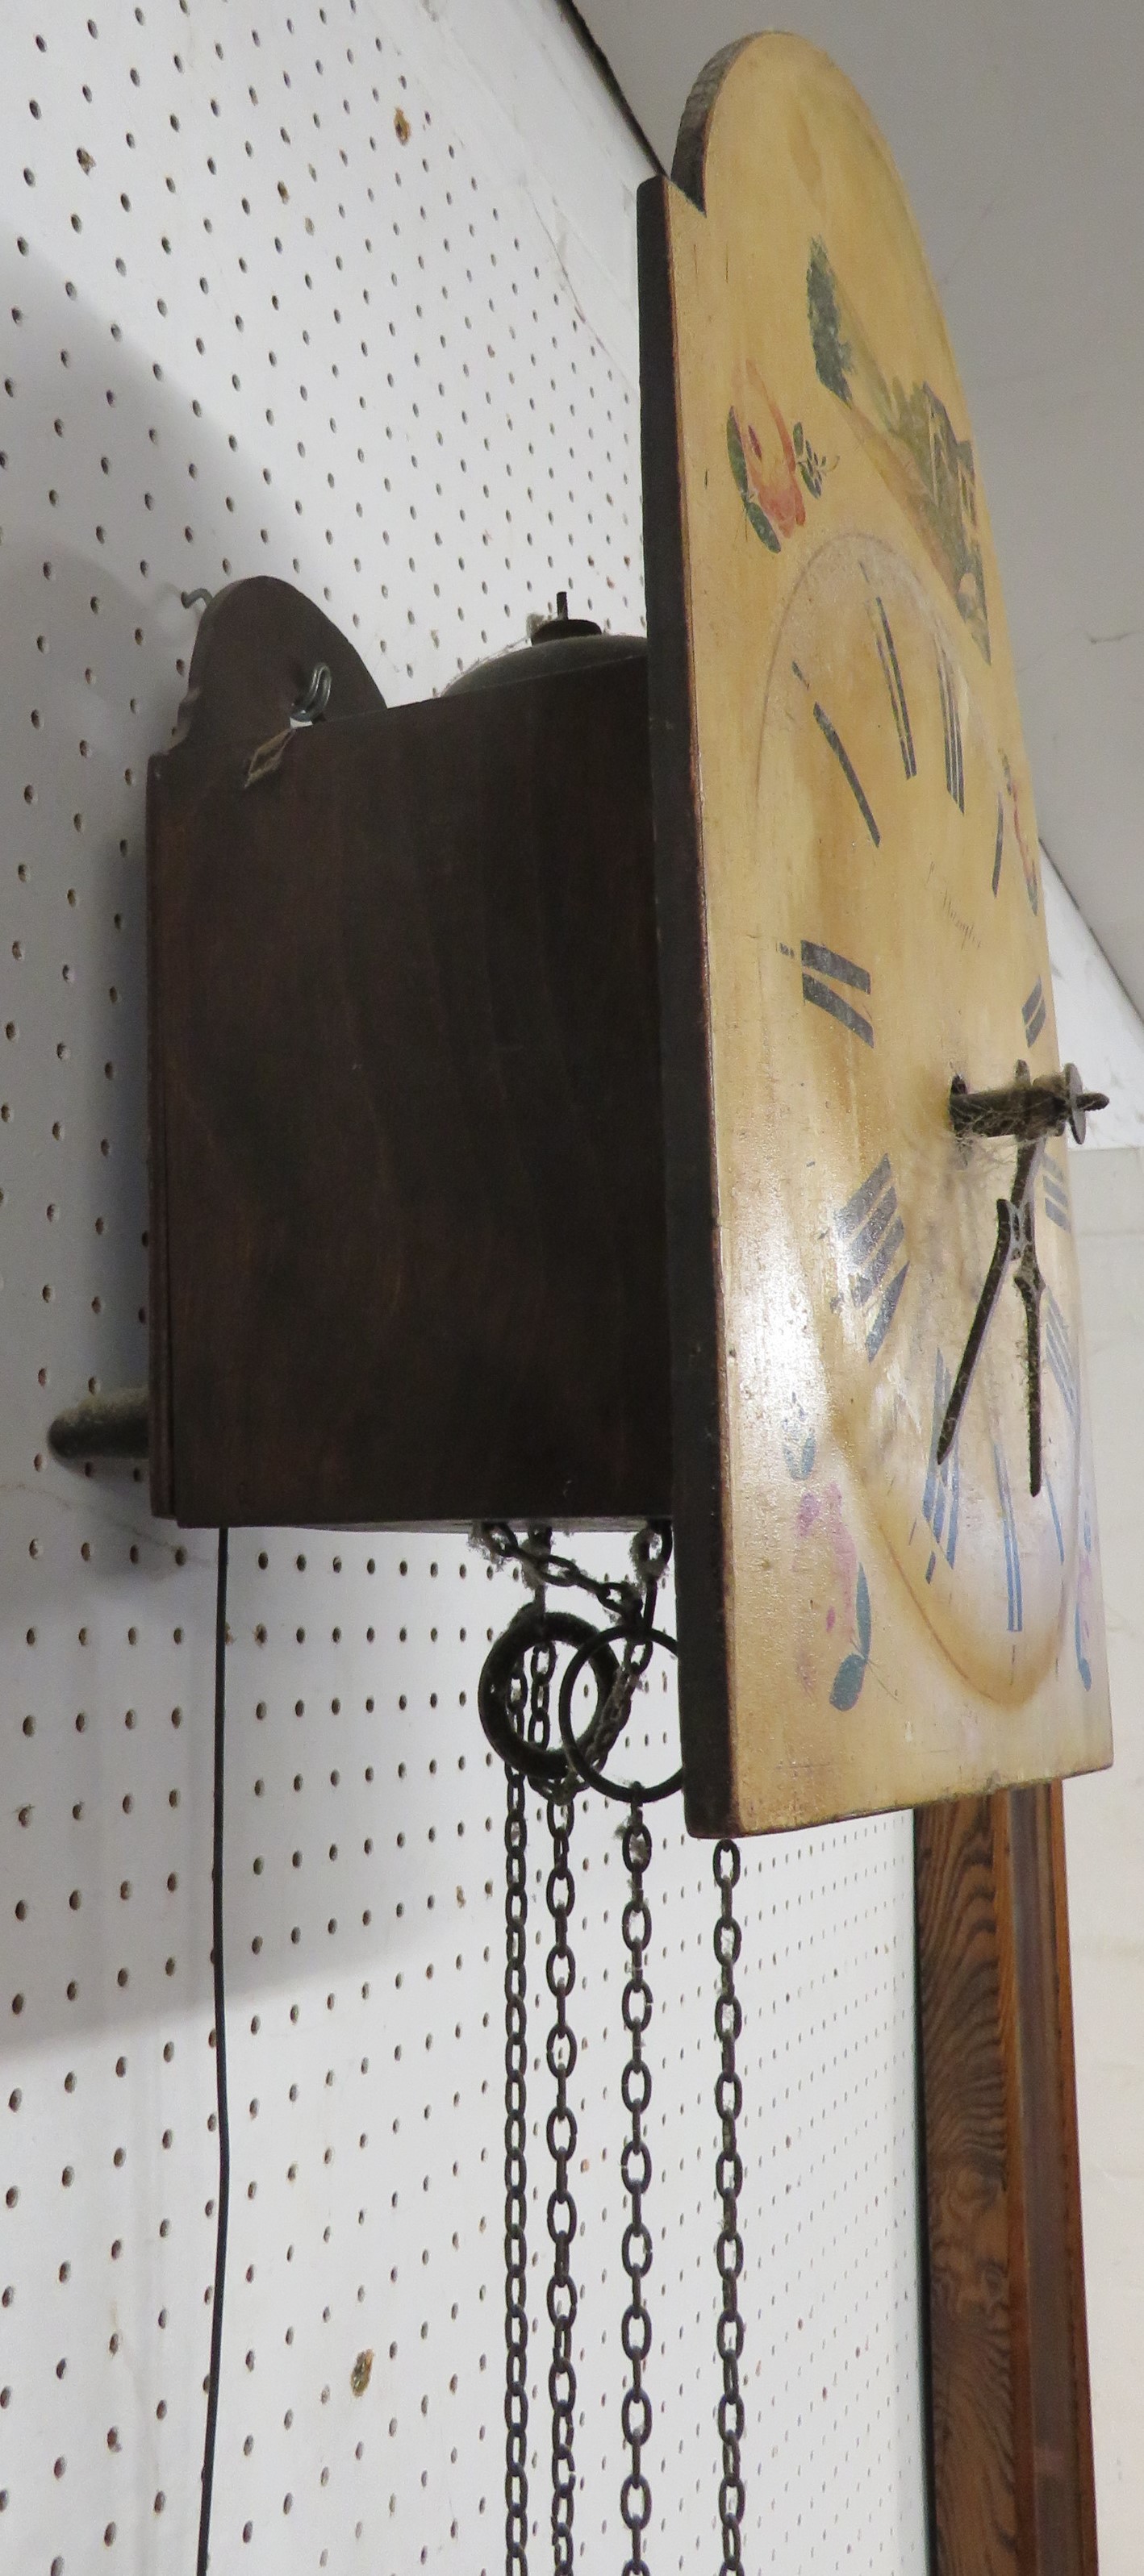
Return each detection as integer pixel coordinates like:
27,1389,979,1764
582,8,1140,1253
807,237,991,662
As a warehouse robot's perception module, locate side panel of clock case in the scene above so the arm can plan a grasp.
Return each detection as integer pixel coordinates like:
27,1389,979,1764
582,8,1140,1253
0,5,928,2574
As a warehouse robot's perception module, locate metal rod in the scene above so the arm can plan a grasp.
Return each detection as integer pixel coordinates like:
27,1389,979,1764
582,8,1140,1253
950,1061,1108,1145
48,1385,149,1462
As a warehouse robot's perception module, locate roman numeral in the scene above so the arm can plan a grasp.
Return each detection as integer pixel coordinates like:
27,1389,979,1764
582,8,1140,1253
791,659,880,844
872,598,916,778
1045,1287,1078,1425
801,940,874,1047
992,791,1004,896
936,647,964,811
835,1153,908,1360
810,698,881,844
1021,977,1046,1047
922,1348,960,1583
1042,1153,1070,1232
993,1440,1024,1633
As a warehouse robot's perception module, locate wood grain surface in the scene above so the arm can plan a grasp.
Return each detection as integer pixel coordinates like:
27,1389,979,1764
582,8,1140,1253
148,577,670,1528
916,1784,1097,2574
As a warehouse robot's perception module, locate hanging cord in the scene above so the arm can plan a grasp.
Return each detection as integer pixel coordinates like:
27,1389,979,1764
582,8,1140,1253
503,1760,531,2576
619,1807,654,2576
195,1529,232,2576
545,1788,579,2576
713,1842,746,2576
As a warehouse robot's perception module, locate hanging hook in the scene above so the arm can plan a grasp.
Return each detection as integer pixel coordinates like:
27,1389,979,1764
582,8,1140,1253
243,660,333,790
291,660,332,725
180,586,215,610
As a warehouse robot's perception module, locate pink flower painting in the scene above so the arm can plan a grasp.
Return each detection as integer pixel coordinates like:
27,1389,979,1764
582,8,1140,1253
792,1482,872,1711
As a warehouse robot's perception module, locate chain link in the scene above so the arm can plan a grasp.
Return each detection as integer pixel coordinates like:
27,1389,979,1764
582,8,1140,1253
477,1519,671,1625
503,1764,530,2576
545,1791,579,2575
504,1601,559,2576
528,1639,555,1753
620,1807,654,2576
713,1841,746,2576
480,1524,684,2576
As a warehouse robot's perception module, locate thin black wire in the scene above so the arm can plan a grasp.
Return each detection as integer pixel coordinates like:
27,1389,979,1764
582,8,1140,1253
195,1528,231,2576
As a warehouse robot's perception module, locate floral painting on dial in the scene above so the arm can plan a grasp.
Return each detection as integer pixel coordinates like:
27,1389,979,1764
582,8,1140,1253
793,1478,872,1711
727,358,833,553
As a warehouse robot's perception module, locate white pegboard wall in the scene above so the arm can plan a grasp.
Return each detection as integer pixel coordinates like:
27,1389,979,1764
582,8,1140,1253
0,2,928,2570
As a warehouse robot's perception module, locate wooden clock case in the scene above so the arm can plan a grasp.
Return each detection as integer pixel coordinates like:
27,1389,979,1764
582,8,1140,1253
145,575,671,1534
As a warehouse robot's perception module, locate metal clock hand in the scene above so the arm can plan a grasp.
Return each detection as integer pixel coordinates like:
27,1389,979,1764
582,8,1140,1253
1011,1186,1046,1495
936,1135,1042,1482
936,1060,1108,1494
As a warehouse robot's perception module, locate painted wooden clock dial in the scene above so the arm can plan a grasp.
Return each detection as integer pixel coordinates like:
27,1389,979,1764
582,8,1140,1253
639,35,1112,1834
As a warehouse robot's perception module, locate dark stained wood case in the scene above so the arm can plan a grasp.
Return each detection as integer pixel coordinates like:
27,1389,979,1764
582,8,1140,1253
147,577,670,1528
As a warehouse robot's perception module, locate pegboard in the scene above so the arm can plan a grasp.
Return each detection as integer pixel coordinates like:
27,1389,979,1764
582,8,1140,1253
0,2,928,2570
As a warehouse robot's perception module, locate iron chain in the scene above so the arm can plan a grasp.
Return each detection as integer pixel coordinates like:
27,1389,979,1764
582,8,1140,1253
528,1637,556,1755
478,1524,684,2576
503,1765,530,2576
503,1608,558,2576
545,1792,579,2575
714,1841,746,2576
620,1807,654,2576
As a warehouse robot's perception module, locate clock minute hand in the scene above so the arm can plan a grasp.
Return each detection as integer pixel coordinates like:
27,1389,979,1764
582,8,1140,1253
934,1141,1039,1473
1012,1184,1046,1497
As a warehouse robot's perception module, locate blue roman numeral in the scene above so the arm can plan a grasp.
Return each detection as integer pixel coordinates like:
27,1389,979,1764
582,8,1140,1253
835,1155,908,1361
937,648,964,811
1022,977,1047,1048
1042,1153,1070,1232
993,1442,1024,1633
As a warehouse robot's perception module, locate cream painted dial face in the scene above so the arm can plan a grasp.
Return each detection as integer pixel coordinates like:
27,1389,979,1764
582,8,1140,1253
756,533,1082,1703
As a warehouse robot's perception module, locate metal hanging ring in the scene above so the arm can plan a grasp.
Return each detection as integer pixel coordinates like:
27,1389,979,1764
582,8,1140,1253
556,1624,683,1804
479,1603,620,1790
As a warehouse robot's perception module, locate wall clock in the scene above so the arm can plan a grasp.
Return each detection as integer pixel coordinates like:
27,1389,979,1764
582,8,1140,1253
78,32,1109,1855
639,34,1113,1834
41,36,1103,2570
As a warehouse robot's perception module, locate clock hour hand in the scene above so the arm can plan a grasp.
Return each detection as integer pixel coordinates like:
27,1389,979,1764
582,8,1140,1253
1012,1185,1046,1497
936,1189,1019,1472
937,1058,1109,1489
936,1136,1041,1475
